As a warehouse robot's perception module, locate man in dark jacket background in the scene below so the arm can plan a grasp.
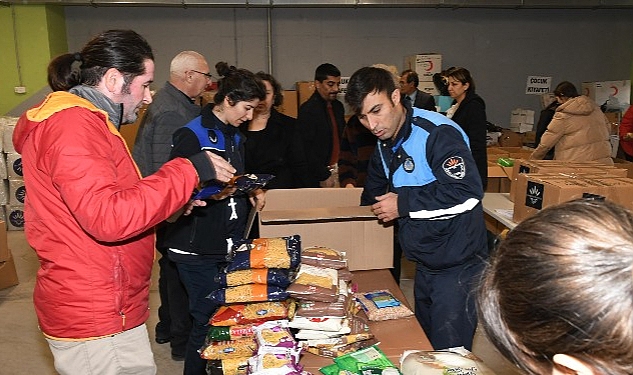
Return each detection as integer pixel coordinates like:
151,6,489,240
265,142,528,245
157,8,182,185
296,63,346,188
133,50,212,361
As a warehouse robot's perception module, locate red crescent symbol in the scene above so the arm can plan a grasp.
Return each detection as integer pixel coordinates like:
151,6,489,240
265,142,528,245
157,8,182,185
426,60,434,72
611,85,619,96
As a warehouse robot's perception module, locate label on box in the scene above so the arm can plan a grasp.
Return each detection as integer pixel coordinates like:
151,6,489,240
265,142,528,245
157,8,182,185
525,181,544,210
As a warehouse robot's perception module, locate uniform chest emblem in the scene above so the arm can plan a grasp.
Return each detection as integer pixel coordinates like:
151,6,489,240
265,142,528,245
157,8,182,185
442,156,466,179
403,156,415,173
208,130,218,143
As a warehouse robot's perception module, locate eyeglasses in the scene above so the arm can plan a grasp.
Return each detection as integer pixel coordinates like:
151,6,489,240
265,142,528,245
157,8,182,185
190,70,213,80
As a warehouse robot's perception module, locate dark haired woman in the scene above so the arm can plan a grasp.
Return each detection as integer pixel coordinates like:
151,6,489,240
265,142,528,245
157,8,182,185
444,67,488,190
163,61,266,375
478,198,633,375
530,81,613,164
239,72,301,189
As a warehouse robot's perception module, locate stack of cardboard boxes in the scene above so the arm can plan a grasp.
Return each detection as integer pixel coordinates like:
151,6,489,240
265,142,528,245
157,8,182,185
1,117,25,231
0,220,19,290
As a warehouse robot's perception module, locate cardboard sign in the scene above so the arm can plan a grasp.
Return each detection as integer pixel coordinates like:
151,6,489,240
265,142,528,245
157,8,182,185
525,76,552,95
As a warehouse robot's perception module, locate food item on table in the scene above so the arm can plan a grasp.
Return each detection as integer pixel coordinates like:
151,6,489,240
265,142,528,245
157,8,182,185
354,290,414,321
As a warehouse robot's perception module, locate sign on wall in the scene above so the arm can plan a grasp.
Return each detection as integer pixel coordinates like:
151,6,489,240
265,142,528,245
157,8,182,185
525,76,552,94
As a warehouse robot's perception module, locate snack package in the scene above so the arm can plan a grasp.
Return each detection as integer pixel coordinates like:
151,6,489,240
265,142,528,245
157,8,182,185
218,268,293,288
207,284,290,304
210,301,293,326
206,324,257,342
207,358,250,375
301,247,347,269
354,290,414,321
254,320,297,349
334,345,401,375
193,173,274,200
399,347,496,375
227,236,301,272
200,338,257,360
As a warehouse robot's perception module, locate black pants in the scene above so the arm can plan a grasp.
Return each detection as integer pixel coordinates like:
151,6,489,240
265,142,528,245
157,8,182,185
156,245,191,358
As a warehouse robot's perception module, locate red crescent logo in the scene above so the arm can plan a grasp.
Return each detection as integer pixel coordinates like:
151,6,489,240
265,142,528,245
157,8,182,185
611,85,619,96
426,60,434,72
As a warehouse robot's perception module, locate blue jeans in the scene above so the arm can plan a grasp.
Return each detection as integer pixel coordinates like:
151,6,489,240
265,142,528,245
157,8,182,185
174,258,224,375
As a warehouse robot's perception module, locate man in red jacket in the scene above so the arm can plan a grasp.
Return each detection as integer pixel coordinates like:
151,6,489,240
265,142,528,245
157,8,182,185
13,30,235,375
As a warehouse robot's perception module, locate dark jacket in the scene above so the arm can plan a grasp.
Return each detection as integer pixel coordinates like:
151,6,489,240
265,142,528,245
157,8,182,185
163,104,249,259
295,91,345,187
403,89,436,111
239,108,302,189
534,101,559,160
133,81,201,177
450,91,488,189
362,108,487,270
338,115,377,187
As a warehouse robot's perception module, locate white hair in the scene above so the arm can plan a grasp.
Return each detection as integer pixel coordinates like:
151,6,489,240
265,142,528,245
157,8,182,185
170,51,206,77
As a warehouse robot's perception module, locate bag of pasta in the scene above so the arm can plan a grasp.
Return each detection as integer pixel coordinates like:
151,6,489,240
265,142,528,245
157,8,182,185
227,236,301,272
217,268,293,288
207,284,290,304
210,301,294,326
200,338,257,360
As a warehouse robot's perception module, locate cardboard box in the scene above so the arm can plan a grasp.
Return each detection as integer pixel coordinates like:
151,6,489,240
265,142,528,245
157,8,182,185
296,81,315,108
0,220,8,262
0,252,19,290
403,53,442,82
513,174,633,222
5,205,24,231
613,157,633,177
498,130,523,147
276,90,298,118
417,81,439,96
8,179,25,206
258,188,393,271
581,80,630,108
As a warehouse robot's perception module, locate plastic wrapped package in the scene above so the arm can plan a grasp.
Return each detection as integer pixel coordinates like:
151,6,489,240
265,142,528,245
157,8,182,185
227,236,301,272
206,358,250,375
332,345,401,375
287,264,339,303
399,347,496,375
354,290,414,321
295,294,350,318
199,338,257,360
254,320,296,349
248,346,303,374
193,173,275,200
217,268,293,288
206,324,256,342
210,301,294,326
289,316,345,332
301,247,347,269
207,284,290,304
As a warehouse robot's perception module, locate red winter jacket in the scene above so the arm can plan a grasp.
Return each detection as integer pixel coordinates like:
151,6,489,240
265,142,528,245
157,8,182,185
13,92,199,340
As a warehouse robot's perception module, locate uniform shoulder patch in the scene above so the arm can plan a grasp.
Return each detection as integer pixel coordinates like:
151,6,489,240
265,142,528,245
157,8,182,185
442,156,466,179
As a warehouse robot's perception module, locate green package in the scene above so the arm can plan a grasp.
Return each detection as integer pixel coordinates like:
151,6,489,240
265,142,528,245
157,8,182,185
333,345,401,375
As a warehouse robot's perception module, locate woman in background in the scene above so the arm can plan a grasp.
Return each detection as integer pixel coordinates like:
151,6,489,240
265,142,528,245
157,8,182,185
530,81,613,165
444,67,488,190
478,198,633,375
240,72,302,189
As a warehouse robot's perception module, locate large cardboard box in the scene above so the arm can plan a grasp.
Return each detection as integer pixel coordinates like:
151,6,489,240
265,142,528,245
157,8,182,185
513,174,633,222
258,188,393,271
296,81,315,108
581,80,630,108
0,221,8,262
403,53,442,82
0,252,19,290
276,90,298,118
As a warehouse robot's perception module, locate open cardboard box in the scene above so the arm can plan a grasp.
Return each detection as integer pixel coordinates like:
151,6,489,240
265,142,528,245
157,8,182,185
258,188,393,271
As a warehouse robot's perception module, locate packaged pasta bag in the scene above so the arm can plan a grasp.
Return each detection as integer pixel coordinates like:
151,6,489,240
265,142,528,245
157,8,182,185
286,264,339,303
227,236,301,272
333,345,401,375
248,345,303,375
217,268,293,288
301,246,347,269
199,338,257,360
206,324,257,342
207,284,290,304
206,357,250,375
254,320,297,349
354,290,414,321
210,301,293,326
399,347,496,375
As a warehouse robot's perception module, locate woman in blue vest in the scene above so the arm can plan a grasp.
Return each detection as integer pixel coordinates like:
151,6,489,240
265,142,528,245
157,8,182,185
163,61,266,375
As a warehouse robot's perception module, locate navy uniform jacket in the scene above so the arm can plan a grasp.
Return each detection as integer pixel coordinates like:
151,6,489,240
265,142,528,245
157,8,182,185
361,108,487,270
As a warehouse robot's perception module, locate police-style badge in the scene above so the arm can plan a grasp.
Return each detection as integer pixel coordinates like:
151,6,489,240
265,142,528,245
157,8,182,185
403,156,415,173
442,156,466,179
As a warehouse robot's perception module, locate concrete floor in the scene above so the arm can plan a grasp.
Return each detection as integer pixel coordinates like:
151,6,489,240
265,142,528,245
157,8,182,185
0,231,523,375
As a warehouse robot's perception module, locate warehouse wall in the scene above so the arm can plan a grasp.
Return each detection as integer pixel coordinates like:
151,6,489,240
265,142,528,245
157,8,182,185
59,7,633,126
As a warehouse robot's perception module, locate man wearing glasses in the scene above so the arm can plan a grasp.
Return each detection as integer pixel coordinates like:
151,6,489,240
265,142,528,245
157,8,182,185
133,50,212,362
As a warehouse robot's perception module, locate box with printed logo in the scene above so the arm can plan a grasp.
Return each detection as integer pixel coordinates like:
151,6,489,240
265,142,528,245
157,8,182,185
404,54,442,82
8,179,25,206
5,205,24,231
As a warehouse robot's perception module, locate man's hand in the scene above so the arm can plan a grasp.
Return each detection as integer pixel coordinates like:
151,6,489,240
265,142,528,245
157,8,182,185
205,151,236,183
371,192,399,222
249,188,266,211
